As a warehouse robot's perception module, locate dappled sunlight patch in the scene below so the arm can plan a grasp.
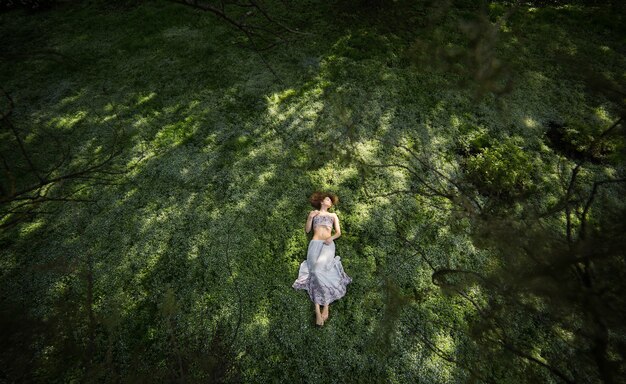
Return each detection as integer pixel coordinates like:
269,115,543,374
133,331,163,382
348,201,378,229
49,110,88,130
267,89,324,124
553,325,576,344
256,168,277,187
284,232,308,267
423,349,455,382
135,241,167,281
246,309,270,339
450,115,462,129
111,286,143,317
353,139,380,161
132,115,151,129
266,88,297,114
592,105,613,125
376,108,396,135
200,132,218,151
400,345,431,379
136,92,157,106
527,71,550,84
50,279,70,298
184,238,202,263
101,113,118,123
308,161,363,192
434,331,456,356
153,117,199,148
138,204,178,235
59,92,83,107
18,217,46,237
524,116,539,128
179,166,192,179
69,136,110,164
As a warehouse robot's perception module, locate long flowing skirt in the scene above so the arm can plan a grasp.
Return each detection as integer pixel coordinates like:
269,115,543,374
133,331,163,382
292,240,352,305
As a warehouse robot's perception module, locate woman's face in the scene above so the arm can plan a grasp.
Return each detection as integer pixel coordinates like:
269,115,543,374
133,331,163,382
322,196,332,208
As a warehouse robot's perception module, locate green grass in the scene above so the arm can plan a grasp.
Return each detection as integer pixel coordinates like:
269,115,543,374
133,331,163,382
1,1,624,382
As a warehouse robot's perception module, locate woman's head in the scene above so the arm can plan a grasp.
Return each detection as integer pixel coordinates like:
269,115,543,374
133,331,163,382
309,191,339,209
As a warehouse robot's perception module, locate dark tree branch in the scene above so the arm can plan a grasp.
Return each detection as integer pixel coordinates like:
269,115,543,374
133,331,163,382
167,0,289,81
247,0,308,35
0,89,127,229
579,177,626,240
224,213,244,356
1,89,45,184
413,326,497,384
168,0,285,42
0,151,16,196
564,164,581,246
11,196,96,203
0,86,14,120
592,117,623,149
431,269,578,383
500,338,575,384
431,268,494,289
1,148,122,203
360,161,456,201
400,237,437,271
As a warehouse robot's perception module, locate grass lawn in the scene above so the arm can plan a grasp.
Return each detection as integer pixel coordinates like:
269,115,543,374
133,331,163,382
1,0,624,382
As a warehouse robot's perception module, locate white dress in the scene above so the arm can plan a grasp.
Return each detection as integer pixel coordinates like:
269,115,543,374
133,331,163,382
292,216,352,305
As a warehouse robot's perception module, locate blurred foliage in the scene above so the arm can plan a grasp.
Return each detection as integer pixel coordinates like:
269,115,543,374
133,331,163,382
460,132,536,199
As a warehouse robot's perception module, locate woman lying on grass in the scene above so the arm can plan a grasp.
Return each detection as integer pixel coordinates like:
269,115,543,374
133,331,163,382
293,192,352,327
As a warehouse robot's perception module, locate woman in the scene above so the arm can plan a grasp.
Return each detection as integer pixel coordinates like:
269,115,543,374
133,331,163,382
293,192,352,326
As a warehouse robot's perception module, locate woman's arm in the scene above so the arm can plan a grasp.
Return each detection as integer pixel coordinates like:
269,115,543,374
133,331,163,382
329,213,342,241
305,210,319,233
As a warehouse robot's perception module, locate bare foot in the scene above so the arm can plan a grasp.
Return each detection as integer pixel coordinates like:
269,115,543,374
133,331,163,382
322,307,329,321
316,312,324,326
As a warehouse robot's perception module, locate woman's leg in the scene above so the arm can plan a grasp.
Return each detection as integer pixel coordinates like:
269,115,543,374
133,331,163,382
315,303,324,325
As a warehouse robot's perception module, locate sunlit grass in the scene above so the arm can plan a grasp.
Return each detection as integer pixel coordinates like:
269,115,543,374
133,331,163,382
49,110,88,129
18,218,46,237
137,92,157,105
524,116,539,128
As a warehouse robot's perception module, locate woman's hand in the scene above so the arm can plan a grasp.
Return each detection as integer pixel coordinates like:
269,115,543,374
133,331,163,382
324,237,334,245
309,210,320,218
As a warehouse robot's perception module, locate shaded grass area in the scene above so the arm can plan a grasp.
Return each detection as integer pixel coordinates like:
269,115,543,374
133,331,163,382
1,1,624,382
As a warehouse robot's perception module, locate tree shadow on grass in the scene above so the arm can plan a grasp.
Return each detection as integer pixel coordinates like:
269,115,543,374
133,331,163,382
1,1,623,382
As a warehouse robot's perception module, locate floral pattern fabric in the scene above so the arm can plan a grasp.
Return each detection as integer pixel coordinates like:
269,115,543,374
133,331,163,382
293,240,352,305
312,214,334,229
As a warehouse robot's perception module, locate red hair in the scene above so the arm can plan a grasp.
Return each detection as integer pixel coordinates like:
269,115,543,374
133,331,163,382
309,192,339,209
